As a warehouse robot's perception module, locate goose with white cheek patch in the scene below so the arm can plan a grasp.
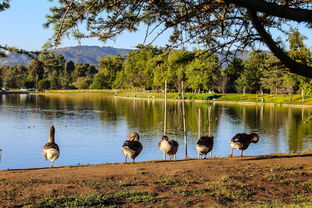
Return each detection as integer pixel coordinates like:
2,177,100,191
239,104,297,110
196,135,214,159
230,133,259,157
42,125,60,167
158,135,179,160
121,132,143,164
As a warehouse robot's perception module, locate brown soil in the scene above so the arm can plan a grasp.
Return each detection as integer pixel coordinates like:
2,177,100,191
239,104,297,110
0,154,312,208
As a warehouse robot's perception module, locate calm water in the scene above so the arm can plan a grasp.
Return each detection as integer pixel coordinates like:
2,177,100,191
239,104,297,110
0,94,311,169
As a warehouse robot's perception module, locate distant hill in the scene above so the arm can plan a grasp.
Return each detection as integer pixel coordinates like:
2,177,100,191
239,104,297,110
0,46,259,67
0,46,131,66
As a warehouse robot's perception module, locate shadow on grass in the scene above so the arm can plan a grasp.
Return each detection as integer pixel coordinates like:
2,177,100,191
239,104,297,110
244,154,312,161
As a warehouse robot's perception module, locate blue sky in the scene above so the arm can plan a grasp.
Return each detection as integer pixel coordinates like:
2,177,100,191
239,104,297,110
0,0,172,51
0,1,311,51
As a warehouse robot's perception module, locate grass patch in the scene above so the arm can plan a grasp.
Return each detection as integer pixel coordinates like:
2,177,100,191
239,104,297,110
172,188,210,196
114,190,159,203
246,202,312,208
153,178,198,186
22,194,118,208
207,176,256,204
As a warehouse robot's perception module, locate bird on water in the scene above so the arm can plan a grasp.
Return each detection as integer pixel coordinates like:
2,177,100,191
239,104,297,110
42,125,60,167
158,135,179,160
230,133,259,157
196,135,214,159
121,132,143,164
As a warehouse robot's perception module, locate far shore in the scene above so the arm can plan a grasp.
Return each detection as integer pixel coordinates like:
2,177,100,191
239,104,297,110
36,89,312,108
2,89,312,107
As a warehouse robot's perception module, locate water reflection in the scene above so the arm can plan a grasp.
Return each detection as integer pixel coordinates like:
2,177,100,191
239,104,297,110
0,94,311,169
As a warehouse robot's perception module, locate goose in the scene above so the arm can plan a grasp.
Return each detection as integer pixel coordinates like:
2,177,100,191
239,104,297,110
121,132,143,164
230,133,259,157
158,135,179,160
42,125,60,167
196,135,214,159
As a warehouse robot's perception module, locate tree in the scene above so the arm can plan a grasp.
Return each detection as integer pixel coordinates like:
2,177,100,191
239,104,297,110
89,72,107,89
186,50,220,92
224,58,244,92
44,0,312,78
235,51,269,93
98,55,123,88
38,79,51,90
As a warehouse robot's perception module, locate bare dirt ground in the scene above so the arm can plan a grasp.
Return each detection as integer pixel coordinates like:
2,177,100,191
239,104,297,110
0,154,312,208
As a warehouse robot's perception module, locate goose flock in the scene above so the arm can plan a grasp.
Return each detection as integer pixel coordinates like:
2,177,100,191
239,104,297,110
37,126,259,167
0,126,260,168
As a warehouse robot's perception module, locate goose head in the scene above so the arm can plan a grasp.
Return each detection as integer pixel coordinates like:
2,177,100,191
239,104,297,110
48,125,55,143
128,132,140,141
161,135,169,141
249,133,259,143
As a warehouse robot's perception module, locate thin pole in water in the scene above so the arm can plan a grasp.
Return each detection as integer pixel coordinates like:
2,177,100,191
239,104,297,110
164,80,167,135
181,81,187,159
208,105,211,136
198,108,201,139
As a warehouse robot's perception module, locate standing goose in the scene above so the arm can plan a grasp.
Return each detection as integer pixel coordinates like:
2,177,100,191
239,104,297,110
158,135,179,160
196,135,214,159
230,133,259,157
42,125,60,167
121,132,143,164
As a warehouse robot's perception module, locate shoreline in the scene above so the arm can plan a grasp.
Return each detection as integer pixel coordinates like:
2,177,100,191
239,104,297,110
1,153,311,207
25,90,312,108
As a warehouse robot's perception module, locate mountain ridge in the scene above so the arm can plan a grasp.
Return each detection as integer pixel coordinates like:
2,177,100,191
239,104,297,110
0,45,131,66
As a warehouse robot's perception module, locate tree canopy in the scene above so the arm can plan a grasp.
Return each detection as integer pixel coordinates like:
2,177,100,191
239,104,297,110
41,0,312,78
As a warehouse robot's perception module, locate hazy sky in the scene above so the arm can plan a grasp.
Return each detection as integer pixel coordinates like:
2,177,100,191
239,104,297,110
0,1,310,51
0,0,172,51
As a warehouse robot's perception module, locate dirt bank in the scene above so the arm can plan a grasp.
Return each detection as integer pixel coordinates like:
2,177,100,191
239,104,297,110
0,154,312,208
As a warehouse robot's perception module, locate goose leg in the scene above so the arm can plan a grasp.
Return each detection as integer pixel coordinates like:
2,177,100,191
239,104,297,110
164,154,166,160
125,156,128,164
210,151,212,158
240,150,244,157
50,161,54,168
174,154,176,160
231,148,234,157
132,159,135,164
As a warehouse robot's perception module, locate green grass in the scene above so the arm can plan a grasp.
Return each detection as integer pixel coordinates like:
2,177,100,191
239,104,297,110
114,190,159,203
22,194,117,208
206,176,256,204
172,188,210,196
246,202,312,208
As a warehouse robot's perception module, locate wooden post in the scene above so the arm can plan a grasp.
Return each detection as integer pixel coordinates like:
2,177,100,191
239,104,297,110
164,81,167,135
198,108,201,139
208,105,211,136
181,81,187,159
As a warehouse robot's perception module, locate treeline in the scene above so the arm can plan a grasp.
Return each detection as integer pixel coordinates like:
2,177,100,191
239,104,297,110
0,31,312,95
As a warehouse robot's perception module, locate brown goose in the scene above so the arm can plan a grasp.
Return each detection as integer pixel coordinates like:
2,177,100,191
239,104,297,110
230,133,259,157
196,135,214,159
121,132,143,164
158,135,179,160
42,126,60,167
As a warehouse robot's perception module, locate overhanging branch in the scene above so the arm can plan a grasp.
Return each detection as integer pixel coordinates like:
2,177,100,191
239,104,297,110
248,9,312,78
228,0,312,23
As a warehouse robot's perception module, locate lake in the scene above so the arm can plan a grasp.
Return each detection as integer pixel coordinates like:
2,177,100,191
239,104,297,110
0,93,311,170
